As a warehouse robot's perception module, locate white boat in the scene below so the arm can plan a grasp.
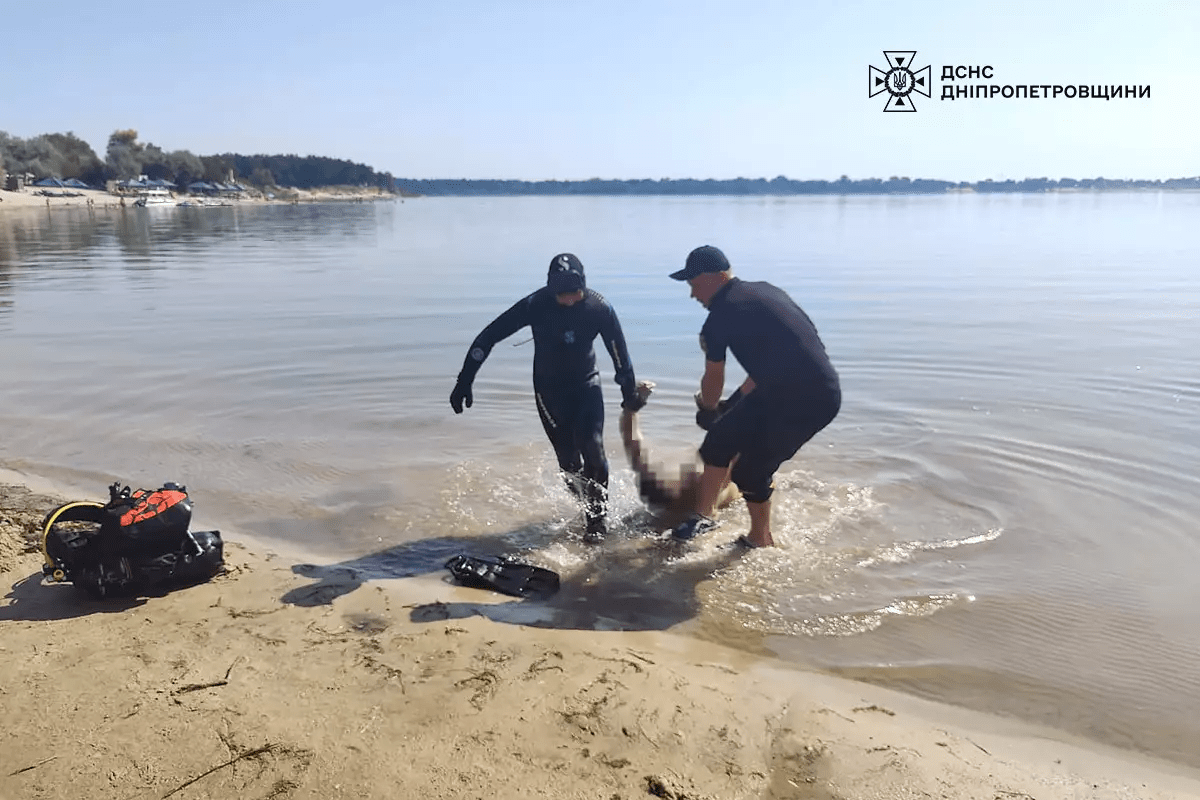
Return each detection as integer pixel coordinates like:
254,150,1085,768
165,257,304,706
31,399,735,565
177,198,233,208
133,188,174,207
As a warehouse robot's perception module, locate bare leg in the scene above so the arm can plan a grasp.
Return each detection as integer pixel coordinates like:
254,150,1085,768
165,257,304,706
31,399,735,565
745,498,775,548
695,462,731,517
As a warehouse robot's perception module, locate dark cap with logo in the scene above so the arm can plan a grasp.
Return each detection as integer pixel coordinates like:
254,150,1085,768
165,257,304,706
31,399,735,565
669,245,731,281
547,253,586,294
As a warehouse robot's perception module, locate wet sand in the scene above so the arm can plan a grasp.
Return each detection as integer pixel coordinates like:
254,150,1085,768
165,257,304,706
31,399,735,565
3,473,1200,799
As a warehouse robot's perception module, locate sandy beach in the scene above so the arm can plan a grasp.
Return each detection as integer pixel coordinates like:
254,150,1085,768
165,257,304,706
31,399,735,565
0,186,393,211
2,473,1199,800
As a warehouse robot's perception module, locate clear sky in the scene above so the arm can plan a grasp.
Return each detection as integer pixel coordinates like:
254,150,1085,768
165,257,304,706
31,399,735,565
4,0,1196,182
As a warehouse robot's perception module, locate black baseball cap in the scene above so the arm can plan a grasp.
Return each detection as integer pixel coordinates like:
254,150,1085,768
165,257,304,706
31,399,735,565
547,252,586,293
669,245,731,281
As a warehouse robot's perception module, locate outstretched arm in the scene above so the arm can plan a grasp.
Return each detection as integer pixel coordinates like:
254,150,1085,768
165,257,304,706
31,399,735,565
456,294,535,383
451,294,535,413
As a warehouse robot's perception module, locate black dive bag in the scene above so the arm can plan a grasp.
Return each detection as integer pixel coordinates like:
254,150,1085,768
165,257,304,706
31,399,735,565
41,481,224,599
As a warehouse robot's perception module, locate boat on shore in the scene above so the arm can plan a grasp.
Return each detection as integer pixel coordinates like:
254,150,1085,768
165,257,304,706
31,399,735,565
133,188,174,207
177,198,234,208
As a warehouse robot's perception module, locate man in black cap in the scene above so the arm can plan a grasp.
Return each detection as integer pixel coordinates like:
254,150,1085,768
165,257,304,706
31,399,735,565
668,245,840,548
450,253,645,543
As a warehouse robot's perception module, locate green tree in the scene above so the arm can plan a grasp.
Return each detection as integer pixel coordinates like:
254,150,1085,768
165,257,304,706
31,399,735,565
249,166,275,187
167,150,204,187
106,129,143,179
200,154,235,183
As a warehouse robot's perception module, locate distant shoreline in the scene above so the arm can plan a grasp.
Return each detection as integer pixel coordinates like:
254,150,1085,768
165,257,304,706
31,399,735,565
391,176,1200,197
393,186,1200,198
6,184,1196,212
0,186,396,213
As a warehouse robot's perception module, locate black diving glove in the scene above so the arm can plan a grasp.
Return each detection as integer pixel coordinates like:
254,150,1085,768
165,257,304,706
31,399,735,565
450,378,474,414
718,387,744,414
694,392,720,430
695,388,745,430
621,391,647,413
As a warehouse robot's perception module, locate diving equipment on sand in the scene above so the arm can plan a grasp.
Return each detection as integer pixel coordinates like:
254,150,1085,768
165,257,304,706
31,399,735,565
41,481,225,599
444,554,560,599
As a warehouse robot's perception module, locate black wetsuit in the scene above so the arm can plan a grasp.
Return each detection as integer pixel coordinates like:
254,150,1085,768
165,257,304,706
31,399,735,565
698,278,841,503
455,286,639,517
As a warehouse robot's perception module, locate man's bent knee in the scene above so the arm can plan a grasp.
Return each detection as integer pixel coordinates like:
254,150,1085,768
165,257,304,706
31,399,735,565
698,437,736,470
731,458,775,504
738,482,774,504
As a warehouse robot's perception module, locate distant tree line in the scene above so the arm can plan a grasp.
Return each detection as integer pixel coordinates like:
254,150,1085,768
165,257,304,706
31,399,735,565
0,131,106,185
394,174,1200,196
5,129,1195,196
0,129,396,191
218,154,394,190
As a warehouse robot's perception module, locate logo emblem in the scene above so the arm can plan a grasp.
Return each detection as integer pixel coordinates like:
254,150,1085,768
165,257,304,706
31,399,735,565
471,347,485,361
564,330,575,344
869,51,931,112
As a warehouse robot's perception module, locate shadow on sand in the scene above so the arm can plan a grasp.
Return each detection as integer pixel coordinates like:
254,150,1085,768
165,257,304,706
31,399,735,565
281,515,748,633
1,570,148,621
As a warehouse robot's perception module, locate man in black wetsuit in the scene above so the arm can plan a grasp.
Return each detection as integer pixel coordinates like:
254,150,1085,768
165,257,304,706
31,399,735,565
668,245,840,548
449,253,645,543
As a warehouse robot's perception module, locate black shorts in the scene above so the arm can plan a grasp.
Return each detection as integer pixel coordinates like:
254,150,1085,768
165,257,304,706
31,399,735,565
699,388,839,503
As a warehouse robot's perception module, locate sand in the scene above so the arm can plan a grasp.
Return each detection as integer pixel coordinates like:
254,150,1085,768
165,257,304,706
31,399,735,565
3,474,1200,800
0,186,392,211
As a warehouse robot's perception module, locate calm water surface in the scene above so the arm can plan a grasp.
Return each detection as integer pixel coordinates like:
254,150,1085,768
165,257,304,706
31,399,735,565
1,194,1198,767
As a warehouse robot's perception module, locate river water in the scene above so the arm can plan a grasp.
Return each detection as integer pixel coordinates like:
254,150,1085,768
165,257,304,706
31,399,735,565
1,193,1197,767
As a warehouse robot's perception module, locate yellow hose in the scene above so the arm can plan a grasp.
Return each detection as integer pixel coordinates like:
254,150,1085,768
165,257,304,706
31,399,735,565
40,501,106,580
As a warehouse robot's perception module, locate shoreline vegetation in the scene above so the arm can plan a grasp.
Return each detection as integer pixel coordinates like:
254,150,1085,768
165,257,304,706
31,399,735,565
1,128,397,210
391,175,1200,196
5,128,1198,206
3,475,1200,799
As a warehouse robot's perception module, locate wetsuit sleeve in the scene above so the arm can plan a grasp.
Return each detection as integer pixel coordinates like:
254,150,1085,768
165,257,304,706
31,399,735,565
456,294,535,383
598,302,638,405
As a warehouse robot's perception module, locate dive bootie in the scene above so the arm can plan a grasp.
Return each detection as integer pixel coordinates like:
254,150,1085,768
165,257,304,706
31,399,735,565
583,513,607,544
669,512,719,542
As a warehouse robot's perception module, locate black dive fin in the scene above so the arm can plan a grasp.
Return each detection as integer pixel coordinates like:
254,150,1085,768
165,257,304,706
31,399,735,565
444,554,560,599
